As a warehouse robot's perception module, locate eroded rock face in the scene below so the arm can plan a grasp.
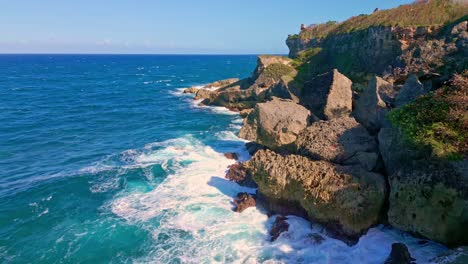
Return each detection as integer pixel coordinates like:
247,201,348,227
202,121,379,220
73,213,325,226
353,76,396,132
247,149,386,241
295,116,379,171
379,128,468,245
239,98,311,149
300,69,353,120
394,74,426,107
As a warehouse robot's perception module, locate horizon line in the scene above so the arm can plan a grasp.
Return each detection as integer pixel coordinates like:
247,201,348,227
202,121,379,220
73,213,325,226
0,53,288,56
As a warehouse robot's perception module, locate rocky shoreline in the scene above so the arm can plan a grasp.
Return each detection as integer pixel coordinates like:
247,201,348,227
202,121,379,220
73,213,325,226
185,1,467,262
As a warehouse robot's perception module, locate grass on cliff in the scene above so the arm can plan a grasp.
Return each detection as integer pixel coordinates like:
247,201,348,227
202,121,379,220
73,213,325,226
388,72,468,160
289,0,468,40
263,63,295,80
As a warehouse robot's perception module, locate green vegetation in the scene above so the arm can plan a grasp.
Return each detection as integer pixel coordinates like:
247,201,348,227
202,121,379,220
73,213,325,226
388,72,467,160
292,48,323,66
289,0,468,41
263,63,295,80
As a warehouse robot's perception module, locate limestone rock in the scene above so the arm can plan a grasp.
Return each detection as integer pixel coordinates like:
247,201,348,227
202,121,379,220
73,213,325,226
353,76,396,132
247,149,386,241
300,69,353,120
295,116,379,171
394,74,426,107
239,97,311,149
379,128,468,245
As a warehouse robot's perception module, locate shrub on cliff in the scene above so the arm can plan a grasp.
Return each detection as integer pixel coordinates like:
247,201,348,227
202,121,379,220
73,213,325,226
388,71,467,160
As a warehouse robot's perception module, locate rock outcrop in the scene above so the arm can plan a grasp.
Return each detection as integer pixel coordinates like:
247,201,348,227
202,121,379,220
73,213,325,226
299,69,353,120
233,192,256,213
247,149,386,242
199,56,297,110
295,116,379,171
379,128,468,245
225,163,257,188
353,76,396,132
384,243,415,264
239,98,311,149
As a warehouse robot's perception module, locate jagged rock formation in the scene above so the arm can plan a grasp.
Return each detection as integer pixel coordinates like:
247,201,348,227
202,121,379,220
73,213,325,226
247,149,386,242
239,97,311,149
394,74,427,107
353,76,396,132
299,69,353,120
225,163,257,188
183,78,239,95
295,116,379,171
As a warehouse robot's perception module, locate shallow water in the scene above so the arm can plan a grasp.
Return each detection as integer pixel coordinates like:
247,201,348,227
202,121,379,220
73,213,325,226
0,55,447,263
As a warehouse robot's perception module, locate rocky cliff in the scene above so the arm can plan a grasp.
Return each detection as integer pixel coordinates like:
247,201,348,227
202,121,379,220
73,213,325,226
193,0,467,250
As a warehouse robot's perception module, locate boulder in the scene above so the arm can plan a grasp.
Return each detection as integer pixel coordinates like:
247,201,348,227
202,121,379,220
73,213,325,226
394,74,426,107
300,69,353,120
239,97,311,149
225,163,257,188
269,215,289,241
384,243,415,264
353,76,396,132
379,128,468,245
247,149,386,242
295,116,379,171
233,192,256,213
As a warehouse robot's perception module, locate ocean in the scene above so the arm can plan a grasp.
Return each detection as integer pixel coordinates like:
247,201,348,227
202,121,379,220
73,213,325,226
0,55,447,263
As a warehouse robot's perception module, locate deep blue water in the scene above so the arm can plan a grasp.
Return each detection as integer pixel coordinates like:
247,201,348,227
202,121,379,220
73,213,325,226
0,55,447,264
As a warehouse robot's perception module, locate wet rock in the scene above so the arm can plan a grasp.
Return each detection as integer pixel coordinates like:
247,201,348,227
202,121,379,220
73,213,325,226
247,149,386,242
223,152,239,160
183,87,199,94
270,215,289,241
384,243,415,264
295,116,379,171
239,97,311,149
233,192,256,213
300,69,353,120
225,163,257,188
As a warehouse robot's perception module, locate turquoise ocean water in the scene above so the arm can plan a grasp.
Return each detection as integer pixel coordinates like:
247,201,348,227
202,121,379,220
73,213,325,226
0,55,447,263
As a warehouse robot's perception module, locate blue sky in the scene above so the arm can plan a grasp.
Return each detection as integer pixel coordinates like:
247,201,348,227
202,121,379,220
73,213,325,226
0,0,413,54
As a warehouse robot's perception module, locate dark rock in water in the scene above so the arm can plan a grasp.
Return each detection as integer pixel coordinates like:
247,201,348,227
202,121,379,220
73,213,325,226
245,142,266,156
247,149,386,243
295,116,379,171
308,233,325,245
224,152,239,160
239,97,311,149
299,69,353,120
233,192,256,213
384,243,415,264
225,163,257,188
270,215,289,241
